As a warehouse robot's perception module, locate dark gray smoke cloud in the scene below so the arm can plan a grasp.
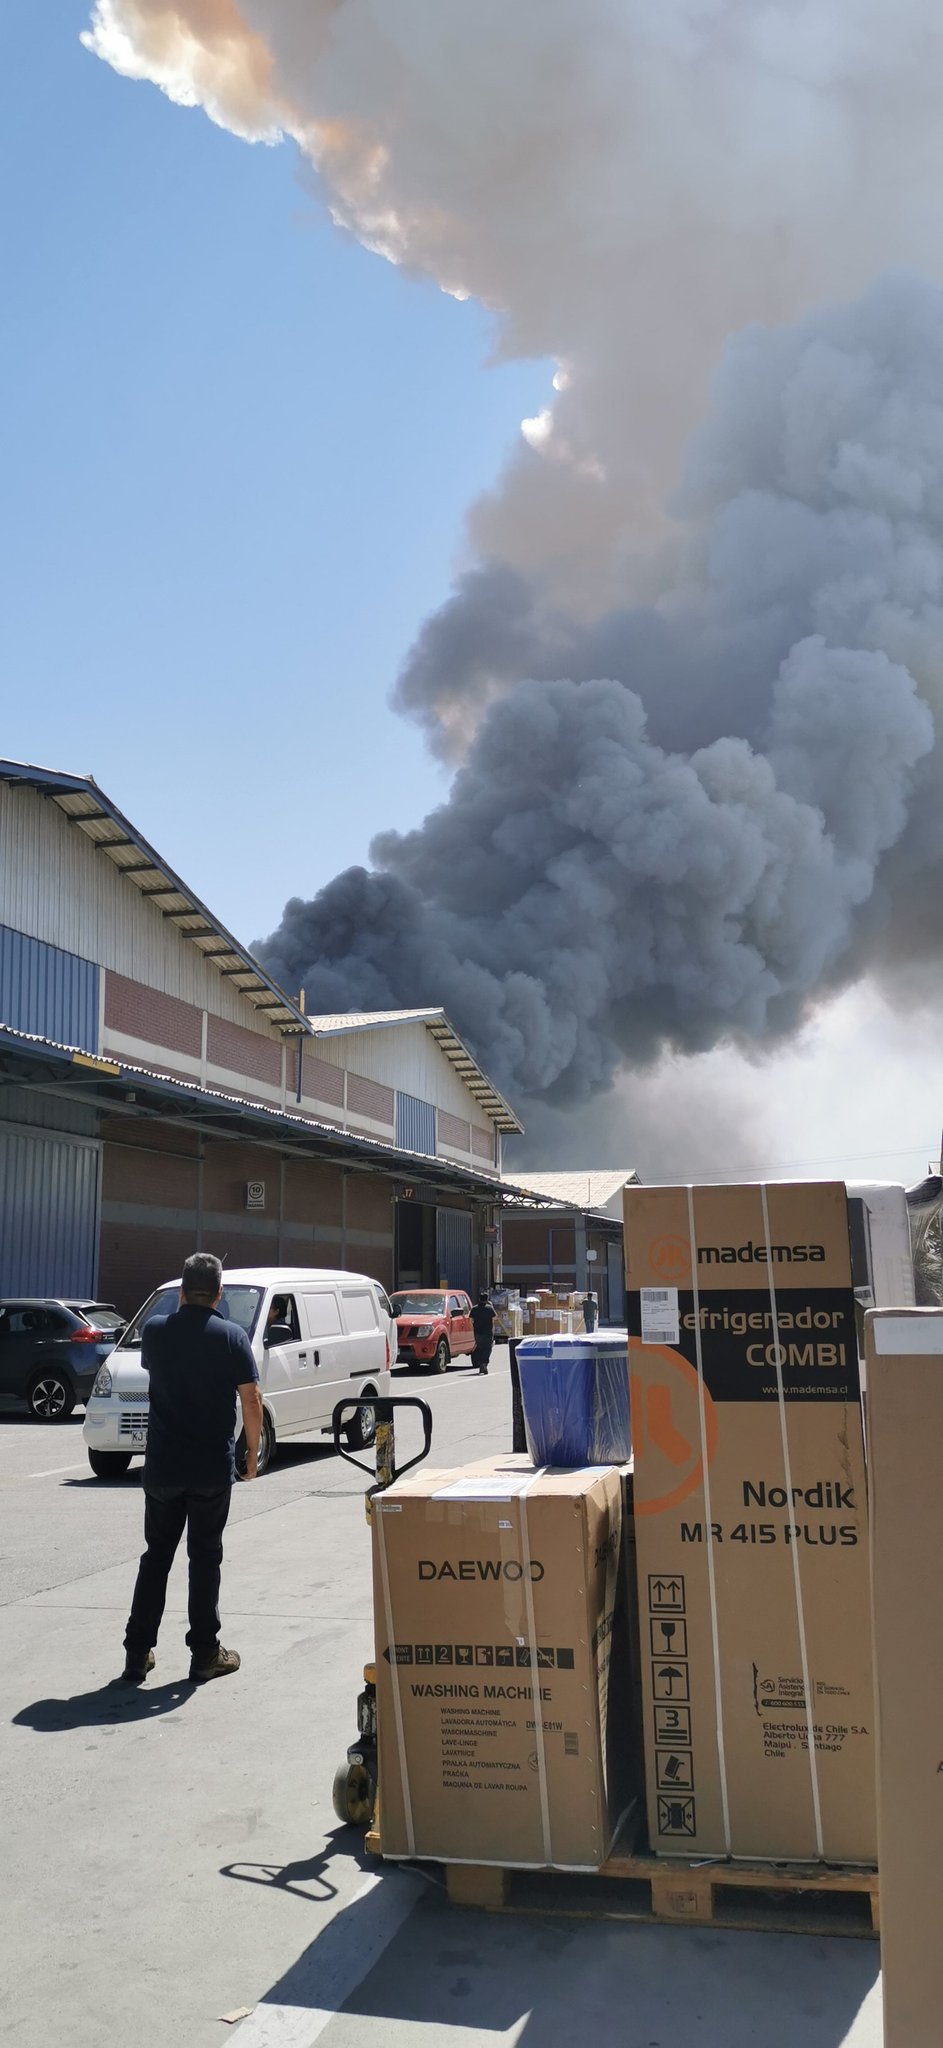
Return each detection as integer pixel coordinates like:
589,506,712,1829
257,274,939,1113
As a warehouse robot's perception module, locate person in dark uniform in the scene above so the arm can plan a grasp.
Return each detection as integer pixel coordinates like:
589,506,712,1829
471,1290,496,1374
121,1251,263,1685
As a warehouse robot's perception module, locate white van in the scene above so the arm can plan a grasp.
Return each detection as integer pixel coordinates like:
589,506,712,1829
82,1267,394,1480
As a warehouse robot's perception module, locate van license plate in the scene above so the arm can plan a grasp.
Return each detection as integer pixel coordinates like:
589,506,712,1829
130,1429,147,1447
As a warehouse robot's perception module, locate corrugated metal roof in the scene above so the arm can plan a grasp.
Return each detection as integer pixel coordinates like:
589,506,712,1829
506,1169,640,1210
304,1009,442,1032
0,759,306,1035
304,1007,524,1135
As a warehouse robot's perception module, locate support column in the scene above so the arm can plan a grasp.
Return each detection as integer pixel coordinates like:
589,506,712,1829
575,1210,588,1292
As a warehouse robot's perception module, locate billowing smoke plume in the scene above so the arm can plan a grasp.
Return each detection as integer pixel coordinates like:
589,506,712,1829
84,4,943,1116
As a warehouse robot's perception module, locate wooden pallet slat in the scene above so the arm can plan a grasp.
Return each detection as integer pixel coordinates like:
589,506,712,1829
368,1833,879,1939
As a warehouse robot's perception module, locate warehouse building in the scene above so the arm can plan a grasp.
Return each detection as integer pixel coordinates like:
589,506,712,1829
0,761,525,1312
500,1169,638,1323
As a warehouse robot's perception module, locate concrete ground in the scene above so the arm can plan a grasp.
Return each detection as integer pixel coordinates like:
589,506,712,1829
0,1355,882,2048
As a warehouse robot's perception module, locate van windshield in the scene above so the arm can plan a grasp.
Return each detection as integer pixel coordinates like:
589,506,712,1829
117,1285,264,1349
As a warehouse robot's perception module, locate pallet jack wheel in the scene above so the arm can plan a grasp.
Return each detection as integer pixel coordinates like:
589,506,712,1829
333,1757,377,1828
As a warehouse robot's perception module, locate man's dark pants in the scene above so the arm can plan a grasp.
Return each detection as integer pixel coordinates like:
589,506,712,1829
124,1483,232,1662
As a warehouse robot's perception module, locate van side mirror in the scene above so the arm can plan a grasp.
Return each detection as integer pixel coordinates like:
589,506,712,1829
265,1322,294,1347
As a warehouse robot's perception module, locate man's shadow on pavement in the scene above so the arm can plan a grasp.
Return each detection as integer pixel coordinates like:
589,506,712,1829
13,1677,197,1731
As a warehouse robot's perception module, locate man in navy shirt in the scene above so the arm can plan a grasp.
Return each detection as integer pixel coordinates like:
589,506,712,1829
122,1251,263,1684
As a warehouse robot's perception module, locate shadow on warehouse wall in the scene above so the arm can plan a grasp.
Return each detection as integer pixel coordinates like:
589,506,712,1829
243,1866,881,2047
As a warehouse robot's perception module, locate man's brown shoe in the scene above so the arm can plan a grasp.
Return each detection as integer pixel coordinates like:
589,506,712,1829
189,1645,240,1683
121,1650,155,1684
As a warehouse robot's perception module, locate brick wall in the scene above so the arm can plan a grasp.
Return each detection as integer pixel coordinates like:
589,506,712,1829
206,1013,282,1087
471,1123,494,1161
300,1048,345,1108
348,1243,394,1288
201,1140,275,1216
103,1138,199,1211
347,1070,394,1126
104,970,202,1057
99,1225,196,1317
438,1109,471,1152
346,1175,393,1235
500,1217,553,1268
282,1156,344,1225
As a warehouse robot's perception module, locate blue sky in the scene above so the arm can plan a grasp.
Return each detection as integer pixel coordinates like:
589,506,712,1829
1,2,548,949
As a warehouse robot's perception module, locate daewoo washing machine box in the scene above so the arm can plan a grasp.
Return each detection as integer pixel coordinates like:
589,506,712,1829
372,1454,634,1867
623,1181,876,1862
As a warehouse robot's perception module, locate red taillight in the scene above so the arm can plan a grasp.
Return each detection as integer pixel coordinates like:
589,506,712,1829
73,1326,105,1342
385,1335,391,1369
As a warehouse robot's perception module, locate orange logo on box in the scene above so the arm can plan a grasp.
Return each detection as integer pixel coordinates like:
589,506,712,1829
649,1235,691,1281
630,1337,718,1516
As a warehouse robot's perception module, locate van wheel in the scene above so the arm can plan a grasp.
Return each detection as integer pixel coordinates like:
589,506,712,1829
345,1396,377,1452
431,1339,450,1375
236,1411,274,1477
88,1450,133,1479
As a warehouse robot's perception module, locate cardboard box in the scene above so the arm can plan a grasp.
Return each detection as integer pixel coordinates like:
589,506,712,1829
624,1181,875,1862
372,1454,630,1867
866,1308,943,2046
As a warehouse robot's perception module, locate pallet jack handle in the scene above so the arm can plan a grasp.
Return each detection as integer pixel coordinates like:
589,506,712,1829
331,1394,434,1497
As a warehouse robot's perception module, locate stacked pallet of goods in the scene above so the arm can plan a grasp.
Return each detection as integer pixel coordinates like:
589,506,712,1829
371,1181,889,1946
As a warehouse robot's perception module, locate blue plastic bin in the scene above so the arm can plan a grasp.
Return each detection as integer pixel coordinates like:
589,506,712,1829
516,1332,631,1467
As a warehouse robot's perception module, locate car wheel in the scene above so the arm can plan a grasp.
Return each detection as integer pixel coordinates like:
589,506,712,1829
88,1449,133,1479
236,1411,274,1477
345,1394,378,1452
431,1338,450,1375
27,1369,75,1422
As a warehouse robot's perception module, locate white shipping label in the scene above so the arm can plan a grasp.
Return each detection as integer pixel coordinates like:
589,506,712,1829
640,1286,680,1346
431,1476,529,1501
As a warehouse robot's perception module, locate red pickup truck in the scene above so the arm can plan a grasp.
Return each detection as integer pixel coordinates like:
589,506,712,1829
391,1289,476,1373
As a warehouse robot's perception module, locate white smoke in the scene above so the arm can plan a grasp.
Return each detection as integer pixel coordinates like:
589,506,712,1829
83,3,943,1125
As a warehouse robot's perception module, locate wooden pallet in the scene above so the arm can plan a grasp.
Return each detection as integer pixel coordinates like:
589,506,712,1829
366,1829,878,1939
443,1850,879,1939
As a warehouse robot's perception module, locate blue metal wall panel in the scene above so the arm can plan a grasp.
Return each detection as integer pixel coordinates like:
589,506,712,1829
0,1085,98,1136
0,1128,101,1295
436,1207,474,1293
395,1091,437,1158
0,924,99,1052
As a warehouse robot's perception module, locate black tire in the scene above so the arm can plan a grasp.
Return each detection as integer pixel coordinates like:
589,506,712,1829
236,1409,274,1478
431,1338,450,1375
344,1393,378,1452
332,1758,377,1828
27,1368,75,1422
88,1449,133,1479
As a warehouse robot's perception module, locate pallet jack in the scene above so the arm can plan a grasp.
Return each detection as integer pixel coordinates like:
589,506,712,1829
330,1394,433,1830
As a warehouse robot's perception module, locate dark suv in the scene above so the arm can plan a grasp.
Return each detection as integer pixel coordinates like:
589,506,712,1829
0,1300,120,1421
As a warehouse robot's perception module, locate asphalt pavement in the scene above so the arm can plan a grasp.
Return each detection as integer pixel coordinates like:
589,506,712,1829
0,1355,883,2048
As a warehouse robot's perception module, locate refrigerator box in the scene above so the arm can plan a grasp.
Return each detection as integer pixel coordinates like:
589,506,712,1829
624,1181,876,1862
372,1454,631,1868
866,1308,943,2047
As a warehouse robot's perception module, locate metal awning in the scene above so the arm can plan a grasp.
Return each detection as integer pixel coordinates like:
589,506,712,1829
0,1021,535,1203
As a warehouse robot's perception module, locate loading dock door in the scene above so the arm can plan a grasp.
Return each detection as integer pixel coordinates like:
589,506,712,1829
0,1127,101,1295
436,1207,474,1294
